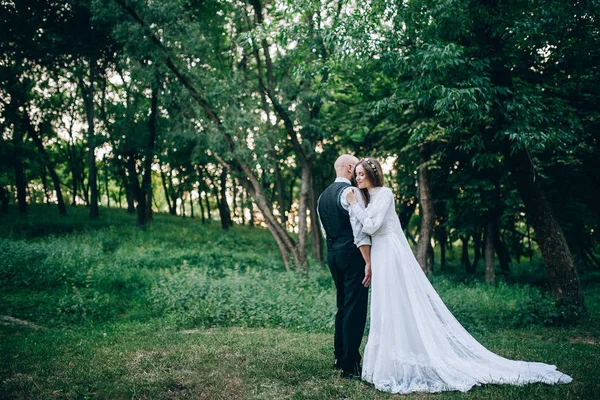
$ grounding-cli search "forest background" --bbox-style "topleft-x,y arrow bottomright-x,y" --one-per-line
1,0 -> 599,399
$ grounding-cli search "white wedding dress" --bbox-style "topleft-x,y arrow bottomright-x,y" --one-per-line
349,186 -> 572,394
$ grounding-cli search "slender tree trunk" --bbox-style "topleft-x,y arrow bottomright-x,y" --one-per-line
13,128 -> 27,214
189,194 -> 194,218
160,168 -> 174,214
309,172 -> 323,263
124,176 -> 135,214
435,202 -> 447,270
218,169 -> 232,230
104,160 -> 110,208
0,186 -> 8,213
461,235 -> 473,273
198,191 -> 206,224
79,70 -> 99,219
506,149 -> 585,310
296,166 -> 310,266
484,221 -> 496,283
40,166 -> 51,205
140,77 -> 158,225
417,144 -> 434,274
274,160 -> 286,226
181,192 -> 186,218
492,222 -> 511,278
204,189 -> 211,220
25,116 -> 67,215
232,181 -> 238,219
241,189 -> 246,225
472,229 -> 482,272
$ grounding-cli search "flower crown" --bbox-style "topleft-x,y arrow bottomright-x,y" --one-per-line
361,158 -> 379,178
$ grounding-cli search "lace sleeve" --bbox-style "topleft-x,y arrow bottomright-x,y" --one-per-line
349,187 -> 394,235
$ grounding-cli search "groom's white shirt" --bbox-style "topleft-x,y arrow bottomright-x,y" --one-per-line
317,177 -> 371,248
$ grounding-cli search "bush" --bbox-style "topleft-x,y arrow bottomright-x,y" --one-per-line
150,266 -> 336,332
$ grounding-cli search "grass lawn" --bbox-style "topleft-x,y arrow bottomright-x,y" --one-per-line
1,205 -> 599,399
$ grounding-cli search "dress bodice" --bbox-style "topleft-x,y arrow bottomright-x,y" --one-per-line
351,186 -> 402,238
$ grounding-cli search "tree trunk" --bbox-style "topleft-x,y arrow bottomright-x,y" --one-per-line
296,166 -> 310,266
124,176 -> 136,214
198,191 -> 206,224
472,229 -> 482,272
274,159 -> 286,226
218,169 -> 232,230
461,235 -> 473,273
0,186 -> 8,213
189,194 -> 194,218
492,220 -> 511,279
309,172 -> 323,263
40,165 -> 50,205
13,128 -> 27,214
26,116 -> 67,216
435,201 -> 447,270
417,144 -> 434,274
505,148 -> 585,311
484,221 -> 496,283
140,77 -> 158,225
160,168 -> 174,215
79,71 -> 99,219
104,160 -> 110,208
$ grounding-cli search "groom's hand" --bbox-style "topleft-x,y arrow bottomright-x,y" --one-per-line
362,263 -> 372,287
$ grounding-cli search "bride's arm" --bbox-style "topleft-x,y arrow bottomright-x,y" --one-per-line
346,187 -> 394,235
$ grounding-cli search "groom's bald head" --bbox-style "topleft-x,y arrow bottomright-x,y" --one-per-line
334,154 -> 359,179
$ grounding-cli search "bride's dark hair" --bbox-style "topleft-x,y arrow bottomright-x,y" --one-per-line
355,157 -> 384,205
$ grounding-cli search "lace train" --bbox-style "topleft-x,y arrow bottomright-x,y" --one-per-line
350,186 -> 572,394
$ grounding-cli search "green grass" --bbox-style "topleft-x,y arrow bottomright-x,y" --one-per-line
1,204 -> 599,399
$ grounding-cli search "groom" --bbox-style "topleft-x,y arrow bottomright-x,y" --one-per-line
317,154 -> 371,378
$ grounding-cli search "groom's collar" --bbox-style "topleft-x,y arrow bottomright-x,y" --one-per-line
334,177 -> 351,185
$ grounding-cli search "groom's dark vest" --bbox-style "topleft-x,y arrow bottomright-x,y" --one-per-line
318,182 -> 356,252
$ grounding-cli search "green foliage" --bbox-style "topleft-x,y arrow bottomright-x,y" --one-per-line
1,205 -> 589,333
150,267 -> 334,331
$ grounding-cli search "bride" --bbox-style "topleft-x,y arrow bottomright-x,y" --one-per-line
345,157 -> 572,394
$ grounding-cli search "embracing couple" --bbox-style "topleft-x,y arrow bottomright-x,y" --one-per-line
317,154 -> 572,394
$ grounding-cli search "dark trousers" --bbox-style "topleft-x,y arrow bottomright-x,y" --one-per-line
327,247 -> 369,372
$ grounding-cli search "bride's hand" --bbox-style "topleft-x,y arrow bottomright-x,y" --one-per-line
346,189 -> 357,205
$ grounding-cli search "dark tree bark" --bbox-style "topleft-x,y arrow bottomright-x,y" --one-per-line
204,188 -> 212,220
25,116 -> 67,216
124,176 -> 136,214
492,220 -> 511,279
218,169 -> 233,230
189,194 -> 194,218
309,173 -> 323,263
79,69 -> 99,219
198,191 -> 206,224
140,77 -> 158,225
435,201 -> 448,270
484,221 -> 496,283
505,149 -> 585,310
0,186 -> 8,213
40,166 -> 51,205
472,229 -> 482,272
461,235 -> 473,273
104,160 -> 110,208
417,143 -> 434,274
160,169 -> 175,215
13,128 -> 27,215
274,158 -> 286,226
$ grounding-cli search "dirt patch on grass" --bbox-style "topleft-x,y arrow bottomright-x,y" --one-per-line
569,337 -> 598,345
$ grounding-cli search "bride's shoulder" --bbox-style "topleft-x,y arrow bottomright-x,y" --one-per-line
380,186 -> 394,196
370,186 -> 394,199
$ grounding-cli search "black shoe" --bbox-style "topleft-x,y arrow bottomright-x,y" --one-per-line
334,359 -> 342,370
341,363 -> 361,379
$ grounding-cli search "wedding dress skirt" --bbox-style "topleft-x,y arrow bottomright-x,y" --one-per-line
350,187 -> 572,394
